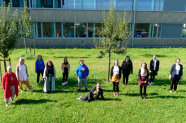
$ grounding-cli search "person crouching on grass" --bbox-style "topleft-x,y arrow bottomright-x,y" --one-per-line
43,61 -> 56,93
2,66 -> 19,107
16,58 -> 33,92
76,60 -> 89,91
111,60 -> 121,97
76,82 -> 104,102
138,62 -> 149,99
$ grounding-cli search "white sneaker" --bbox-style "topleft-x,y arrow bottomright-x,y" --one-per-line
174,91 -> 176,93
6,104 -> 8,107
21,90 -> 23,93
170,90 -> 173,93
62,83 -> 65,86
65,81 -> 68,85
30,89 -> 33,92
151,82 -> 154,85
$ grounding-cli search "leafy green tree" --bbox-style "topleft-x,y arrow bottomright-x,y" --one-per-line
0,3 -> 20,59
21,1 -> 33,54
95,3 -> 130,82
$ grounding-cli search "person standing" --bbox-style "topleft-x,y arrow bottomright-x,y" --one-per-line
61,57 -> 70,86
138,62 -> 149,99
43,61 -> 56,93
76,82 -> 104,102
35,55 -> 45,85
149,55 -> 160,85
2,66 -> 19,107
111,60 -> 121,97
16,58 -> 33,92
121,56 -> 133,86
76,60 -> 89,91
169,58 -> 183,93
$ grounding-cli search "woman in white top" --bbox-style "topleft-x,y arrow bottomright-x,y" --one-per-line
43,61 -> 56,93
169,58 -> 183,93
16,58 -> 33,92
111,60 -> 121,97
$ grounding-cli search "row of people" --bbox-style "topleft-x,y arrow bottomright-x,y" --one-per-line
1,56 -> 183,106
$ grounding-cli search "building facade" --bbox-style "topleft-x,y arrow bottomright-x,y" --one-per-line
1,0 -> 186,47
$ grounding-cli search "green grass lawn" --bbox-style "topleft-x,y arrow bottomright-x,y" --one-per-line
0,48 -> 186,123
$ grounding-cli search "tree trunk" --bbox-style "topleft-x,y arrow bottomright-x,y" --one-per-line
33,39 -> 36,56
24,37 -> 27,54
107,50 -> 111,82
3,57 -> 7,73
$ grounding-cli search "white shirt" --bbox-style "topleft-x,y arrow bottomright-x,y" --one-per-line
113,66 -> 119,74
17,64 -> 28,81
175,65 -> 180,75
141,68 -> 147,76
153,60 -> 157,70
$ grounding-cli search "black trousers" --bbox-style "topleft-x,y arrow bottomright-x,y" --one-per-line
63,72 -> 69,82
140,85 -> 147,97
150,70 -> 157,82
170,75 -> 179,91
113,82 -> 119,92
37,70 -> 44,83
123,73 -> 130,85
82,93 -> 94,101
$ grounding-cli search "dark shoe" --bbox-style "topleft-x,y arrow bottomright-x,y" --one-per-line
140,96 -> 143,99
85,89 -> 88,91
78,89 -> 81,91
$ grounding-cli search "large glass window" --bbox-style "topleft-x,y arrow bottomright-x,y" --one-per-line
3,0 -> 10,6
56,22 -> 62,37
53,0 -> 61,8
37,22 -> 42,37
88,23 -> 93,37
135,23 -> 150,38
83,0 -> 95,9
137,0 -> 164,11
95,23 -> 102,37
36,0 -> 53,8
182,24 -> 186,38
43,22 -> 55,37
63,23 -> 74,37
151,24 -> 161,38
117,0 -> 133,10
103,0 -> 110,10
12,0 -> 24,7
75,23 -> 86,37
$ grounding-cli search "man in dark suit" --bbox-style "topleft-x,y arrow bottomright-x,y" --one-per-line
150,55 -> 160,85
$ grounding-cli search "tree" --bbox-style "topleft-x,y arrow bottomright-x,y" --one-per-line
0,3 -> 20,71
21,1 -> 33,54
95,3 -> 130,82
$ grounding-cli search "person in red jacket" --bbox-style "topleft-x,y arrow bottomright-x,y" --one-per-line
2,66 -> 19,107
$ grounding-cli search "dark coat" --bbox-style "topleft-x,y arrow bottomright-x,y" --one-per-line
87,87 -> 104,100
121,60 -> 133,74
111,66 -> 122,79
170,64 -> 183,80
150,59 -> 159,72
138,69 -> 149,81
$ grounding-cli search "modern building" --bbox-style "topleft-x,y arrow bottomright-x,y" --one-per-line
1,0 -> 186,47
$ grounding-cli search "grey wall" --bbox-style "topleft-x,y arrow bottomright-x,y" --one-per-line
161,24 -> 183,38
164,0 -> 186,11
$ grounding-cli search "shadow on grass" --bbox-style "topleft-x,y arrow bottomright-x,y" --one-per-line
121,92 -> 159,97
15,99 -> 57,105
103,98 -> 121,101
141,54 -> 167,58
148,95 -> 186,99
54,56 -> 89,59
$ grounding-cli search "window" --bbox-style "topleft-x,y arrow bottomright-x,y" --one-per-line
95,23 -> 102,37
63,23 -> 74,37
53,0 -> 61,8
56,22 -> 62,37
135,24 -> 150,38
37,22 -> 42,37
151,24 -> 161,38
36,0 -> 53,8
43,22 -> 55,37
137,0 -> 164,11
88,23 -> 93,37
3,0 -> 10,7
103,0 -> 110,10
182,24 -> 186,38
75,23 -> 86,37
12,0 -> 24,7
83,0 -> 95,9
117,0 -> 133,10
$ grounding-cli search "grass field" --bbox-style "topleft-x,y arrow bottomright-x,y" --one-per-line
0,48 -> 186,123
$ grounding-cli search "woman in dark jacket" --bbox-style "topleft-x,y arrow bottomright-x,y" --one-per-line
111,60 -> 122,96
138,62 -> 149,99
76,82 -> 104,102
121,56 -> 133,86
169,58 -> 183,93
